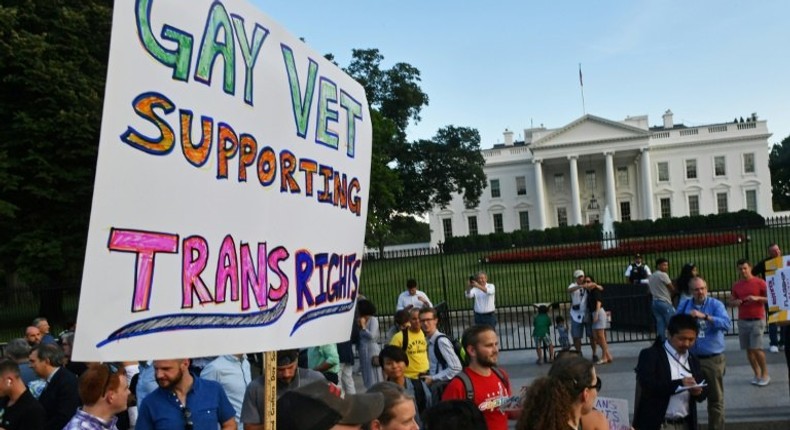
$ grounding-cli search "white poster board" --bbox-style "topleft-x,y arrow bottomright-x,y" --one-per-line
73,0 -> 371,361
594,397 -> 631,430
765,255 -> 790,311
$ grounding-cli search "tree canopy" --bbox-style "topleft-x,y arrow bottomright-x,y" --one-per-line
0,0 -> 111,318
770,134 -> 790,211
343,49 -> 486,251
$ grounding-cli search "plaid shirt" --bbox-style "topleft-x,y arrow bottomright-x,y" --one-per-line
62,409 -> 119,430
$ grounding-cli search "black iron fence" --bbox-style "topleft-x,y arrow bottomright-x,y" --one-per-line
362,216 -> 790,351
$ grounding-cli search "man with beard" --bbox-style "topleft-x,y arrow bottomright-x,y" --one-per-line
240,349 -> 325,430
25,326 -> 42,347
136,358 -> 235,430
441,325 -> 520,430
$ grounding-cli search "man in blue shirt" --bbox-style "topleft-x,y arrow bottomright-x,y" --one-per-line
137,358 -> 235,430
201,354 -> 251,429
676,276 -> 731,430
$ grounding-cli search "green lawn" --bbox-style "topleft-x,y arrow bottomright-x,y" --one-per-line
359,227 -> 790,312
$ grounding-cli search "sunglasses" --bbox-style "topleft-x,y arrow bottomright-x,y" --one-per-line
182,405 -> 193,430
587,376 -> 602,391
101,363 -> 119,395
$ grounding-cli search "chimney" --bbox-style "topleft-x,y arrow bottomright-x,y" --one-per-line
503,128 -> 514,146
662,109 -> 673,129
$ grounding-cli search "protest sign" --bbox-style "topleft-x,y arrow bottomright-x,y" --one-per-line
765,255 -> 787,311
768,265 -> 790,326
594,397 -> 630,430
73,0 -> 371,361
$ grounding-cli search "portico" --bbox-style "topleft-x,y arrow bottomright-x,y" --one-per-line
529,115 -> 652,229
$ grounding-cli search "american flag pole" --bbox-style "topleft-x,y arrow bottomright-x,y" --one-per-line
579,63 -> 586,115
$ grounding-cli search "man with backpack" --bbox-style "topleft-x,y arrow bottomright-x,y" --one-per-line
389,308 -> 429,378
441,325 -> 520,430
419,307 -> 463,394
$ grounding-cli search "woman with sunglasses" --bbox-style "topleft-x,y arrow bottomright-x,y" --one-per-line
516,356 -> 600,430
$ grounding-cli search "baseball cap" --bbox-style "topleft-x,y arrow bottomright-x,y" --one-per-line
573,269 -> 585,278
277,380 -> 385,430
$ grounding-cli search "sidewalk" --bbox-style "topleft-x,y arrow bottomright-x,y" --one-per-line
499,336 -> 790,429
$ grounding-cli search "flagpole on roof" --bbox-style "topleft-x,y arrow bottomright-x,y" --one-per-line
579,63 -> 586,115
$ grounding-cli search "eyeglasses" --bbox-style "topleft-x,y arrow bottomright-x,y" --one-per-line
181,405 -> 193,430
587,376 -> 602,391
101,363 -> 119,395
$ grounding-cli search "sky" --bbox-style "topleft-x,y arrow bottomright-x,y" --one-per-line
253,0 -> 789,150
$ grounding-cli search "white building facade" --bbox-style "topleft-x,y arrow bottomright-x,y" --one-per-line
428,111 -> 773,246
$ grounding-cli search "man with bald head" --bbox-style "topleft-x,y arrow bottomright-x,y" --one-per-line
25,326 -> 42,347
136,358 -> 236,430
32,317 -> 57,345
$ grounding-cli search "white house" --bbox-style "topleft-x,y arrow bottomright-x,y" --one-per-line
428,110 -> 773,246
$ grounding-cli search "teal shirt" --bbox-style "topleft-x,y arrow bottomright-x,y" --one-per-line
533,313 -> 552,338
307,344 -> 340,374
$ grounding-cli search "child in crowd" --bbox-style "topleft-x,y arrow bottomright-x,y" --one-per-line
532,305 -> 554,364
555,315 -> 571,352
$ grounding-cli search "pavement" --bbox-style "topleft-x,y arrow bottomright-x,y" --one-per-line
496,335 -> 790,429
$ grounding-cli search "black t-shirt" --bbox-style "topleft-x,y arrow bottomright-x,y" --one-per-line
0,389 -> 46,430
587,288 -> 602,314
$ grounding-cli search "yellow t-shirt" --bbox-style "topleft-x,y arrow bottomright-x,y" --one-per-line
389,329 -> 429,378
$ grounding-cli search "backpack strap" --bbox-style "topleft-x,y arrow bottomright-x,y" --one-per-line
491,366 -> 509,390
449,369 -> 475,401
401,328 -> 409,351
434,334 -> 449,369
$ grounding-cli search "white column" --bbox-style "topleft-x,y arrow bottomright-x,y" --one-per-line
640,148 -> 655,220
533,158 -> 546,229
604,151 -> 617,219
568,155 -> 582,225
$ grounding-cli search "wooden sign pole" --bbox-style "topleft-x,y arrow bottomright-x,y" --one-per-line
263,351 -> 277,430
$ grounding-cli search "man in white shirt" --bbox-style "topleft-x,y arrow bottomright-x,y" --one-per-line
568,270 -> 596,359
634,313 -> 707,430
396,278 -> 433,311
466,271 -> 497,328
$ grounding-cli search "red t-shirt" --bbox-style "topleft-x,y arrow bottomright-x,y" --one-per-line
441,367 -> 512,430
731,276 -> 767,319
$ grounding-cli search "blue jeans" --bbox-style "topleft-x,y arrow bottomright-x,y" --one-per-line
474,312 -> 497,329
651,300 -> 675,342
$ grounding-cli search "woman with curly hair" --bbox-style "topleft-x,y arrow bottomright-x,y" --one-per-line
516,356 -> 600,430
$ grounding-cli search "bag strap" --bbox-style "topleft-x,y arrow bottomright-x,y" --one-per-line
434,334 -> 449,369
410,378 -> 427,412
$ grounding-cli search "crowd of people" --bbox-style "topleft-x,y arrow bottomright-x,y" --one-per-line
1,247 -> 789,430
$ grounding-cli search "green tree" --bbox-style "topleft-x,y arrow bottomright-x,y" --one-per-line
770,135 -> 790,211
0,0 -> 111,320
344,49 -> 486,253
